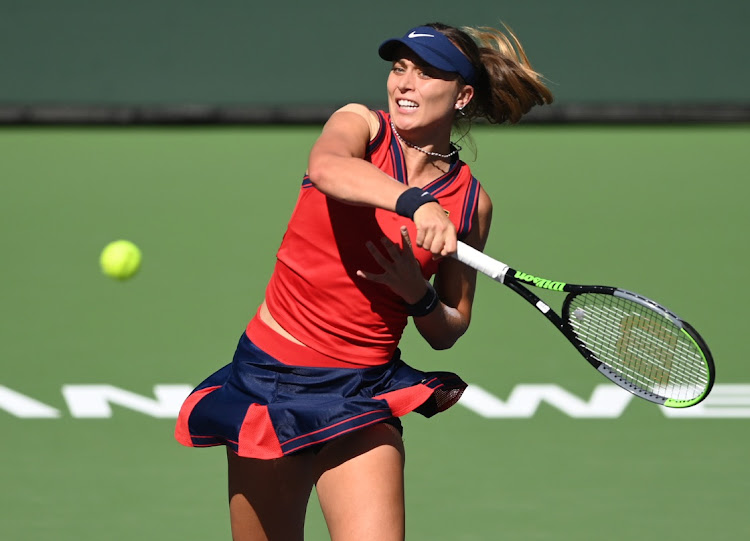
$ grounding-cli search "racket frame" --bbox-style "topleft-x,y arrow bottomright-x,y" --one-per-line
453,242 -> 715,408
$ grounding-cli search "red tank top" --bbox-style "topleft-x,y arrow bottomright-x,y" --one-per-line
254,111 -> 481,367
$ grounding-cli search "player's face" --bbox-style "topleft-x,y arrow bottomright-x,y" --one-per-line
387,48 -> 469,134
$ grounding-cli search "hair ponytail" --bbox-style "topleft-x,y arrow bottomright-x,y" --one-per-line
427,22 -> 553,125
466,24 -> 553,124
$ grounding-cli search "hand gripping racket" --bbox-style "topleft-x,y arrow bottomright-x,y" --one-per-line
453,242 -> 715,408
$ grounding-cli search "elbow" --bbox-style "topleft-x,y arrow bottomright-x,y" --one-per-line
416,304 -> 471,351
423,325 -> 467,351
428,338 -> 458,351
307,155 -> 336,191
306,161 -> 325,189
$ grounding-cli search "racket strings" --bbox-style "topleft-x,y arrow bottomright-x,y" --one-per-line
567,293 -> 708,401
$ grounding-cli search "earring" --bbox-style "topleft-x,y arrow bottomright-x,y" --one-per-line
456,105 -> 466,116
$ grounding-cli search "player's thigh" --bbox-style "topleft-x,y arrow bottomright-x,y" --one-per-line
226,448 -> 317,541
314,423 -> 406,541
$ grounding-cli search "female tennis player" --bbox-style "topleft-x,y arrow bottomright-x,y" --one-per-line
176,22 -> 552,540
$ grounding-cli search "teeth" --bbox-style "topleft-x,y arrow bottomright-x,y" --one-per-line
398,100 -> 418,109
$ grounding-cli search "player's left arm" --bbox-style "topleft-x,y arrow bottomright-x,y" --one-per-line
413,185 -> 493,350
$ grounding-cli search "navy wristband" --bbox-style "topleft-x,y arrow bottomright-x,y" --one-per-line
395,187 -> 438,219
406,282 -> 440,317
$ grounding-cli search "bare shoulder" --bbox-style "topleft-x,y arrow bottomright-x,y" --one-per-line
477,184 -> 493,226
462,183 -> 493,251
333,103 -> 381,141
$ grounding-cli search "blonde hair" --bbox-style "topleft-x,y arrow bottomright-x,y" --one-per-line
427,22 -> 553,125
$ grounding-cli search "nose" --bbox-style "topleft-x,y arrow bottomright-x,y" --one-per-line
397,67 -> 417,92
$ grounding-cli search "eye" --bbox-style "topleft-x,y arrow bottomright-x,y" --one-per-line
391,61 -> 407,71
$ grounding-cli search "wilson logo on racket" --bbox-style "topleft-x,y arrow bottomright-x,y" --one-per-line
514,271 -> 566,292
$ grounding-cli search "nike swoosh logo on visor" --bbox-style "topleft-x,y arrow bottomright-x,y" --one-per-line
408,31 -> 434,38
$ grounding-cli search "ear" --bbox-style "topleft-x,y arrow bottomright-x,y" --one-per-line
454,85 -> 475,110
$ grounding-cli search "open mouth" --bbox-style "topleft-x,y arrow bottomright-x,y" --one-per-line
397,99 -> 419,110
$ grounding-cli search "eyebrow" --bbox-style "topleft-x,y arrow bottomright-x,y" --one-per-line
392,57 -> 459,82
393,57 -> 430,70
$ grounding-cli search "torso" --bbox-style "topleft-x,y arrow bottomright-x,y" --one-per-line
253,110 -> 482,367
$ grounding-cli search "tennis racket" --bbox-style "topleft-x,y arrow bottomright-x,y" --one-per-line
453,241 -> 715,408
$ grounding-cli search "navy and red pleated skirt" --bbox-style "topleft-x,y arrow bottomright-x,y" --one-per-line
175,317 -> 466,459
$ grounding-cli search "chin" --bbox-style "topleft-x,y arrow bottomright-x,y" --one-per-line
390,109 -> 421,129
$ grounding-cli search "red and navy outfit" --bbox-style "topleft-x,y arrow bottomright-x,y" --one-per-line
175,111 -> 482,458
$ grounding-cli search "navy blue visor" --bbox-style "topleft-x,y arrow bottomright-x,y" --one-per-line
378,26 -> 476,86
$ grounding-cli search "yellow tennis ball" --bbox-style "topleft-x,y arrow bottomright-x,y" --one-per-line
100,240 -> 142,280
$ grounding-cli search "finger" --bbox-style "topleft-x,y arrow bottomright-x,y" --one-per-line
399,226 -> 415,256
365,241 -> 392,270
441,237 -> 457,257
380,235 -> 402,261
420,229 -> 437,256
438,229 -> 457,257
356,269 -> 386,283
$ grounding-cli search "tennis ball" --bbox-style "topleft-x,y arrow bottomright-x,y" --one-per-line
100,240 -> 142,280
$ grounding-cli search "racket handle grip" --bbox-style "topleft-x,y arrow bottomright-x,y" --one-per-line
453,242 -> 509,283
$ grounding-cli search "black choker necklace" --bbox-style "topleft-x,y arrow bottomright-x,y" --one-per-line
390,119 -> 461,159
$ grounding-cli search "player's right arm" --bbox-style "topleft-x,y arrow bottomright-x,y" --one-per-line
306,104 -> 456,256
307,104 -> 407,210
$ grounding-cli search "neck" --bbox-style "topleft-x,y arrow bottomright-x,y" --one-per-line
390,119 -> 460,160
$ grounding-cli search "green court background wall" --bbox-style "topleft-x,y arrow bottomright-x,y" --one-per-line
1,0 -> 747,109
